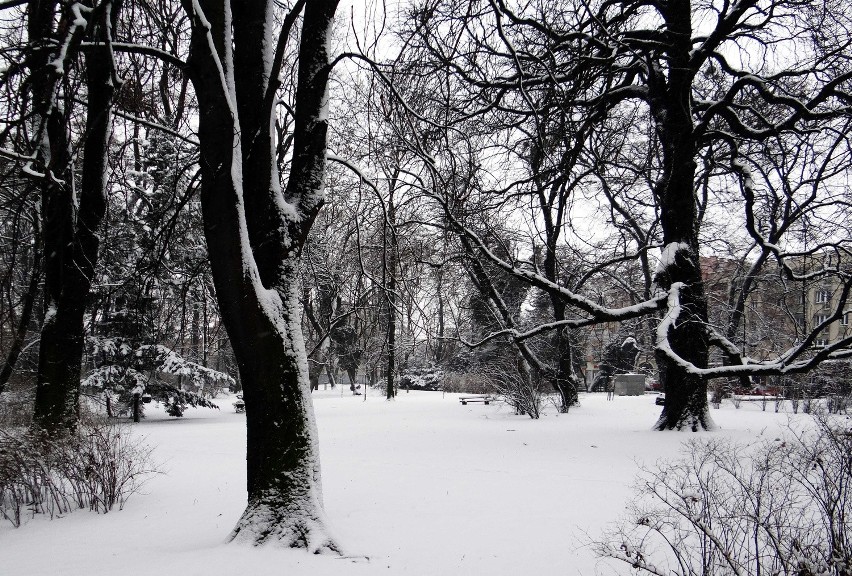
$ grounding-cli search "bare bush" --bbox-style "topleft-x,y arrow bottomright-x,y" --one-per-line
441,372 -> 492,394
827,394 -> 851,415
595,414 -> 852,575
482,361 -> 546,419
0,420 -> 158,527
0,384 -> 34,427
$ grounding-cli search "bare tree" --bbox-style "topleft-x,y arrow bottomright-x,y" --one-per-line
379,0 -> 852,430
12,0 -> 123,433
179,0 -> 341,550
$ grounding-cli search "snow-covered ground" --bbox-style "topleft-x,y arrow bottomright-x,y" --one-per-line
3,390 -> 803,575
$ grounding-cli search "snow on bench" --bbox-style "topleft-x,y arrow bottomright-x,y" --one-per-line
730,395 -> 783,402
459,395 -> 494,405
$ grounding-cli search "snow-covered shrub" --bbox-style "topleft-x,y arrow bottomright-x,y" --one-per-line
0,420 -> 158,527
595,414 -> 852,575
399,364 -> 444,391
83,337 -> 227,417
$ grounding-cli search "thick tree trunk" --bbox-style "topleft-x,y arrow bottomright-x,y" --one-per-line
326,364 -> 337,389
190,300 -> 200,362
32,2 -> 116,433
183,0 -> 340,550
653,263 -> 711,430
651,0 -> 712,431
28,0 -> 71,431
228,264 -> 333,549
308,349 -> 326,392
386,278 -> 397,399
304,288 -> 334,392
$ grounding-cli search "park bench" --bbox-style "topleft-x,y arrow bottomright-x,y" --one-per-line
459,395 -> 494,405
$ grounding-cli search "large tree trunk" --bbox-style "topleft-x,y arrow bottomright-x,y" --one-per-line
28,0 -> 72,431
227,262 -> 333,548
31,2 -> 116,433
183,0 -> 340,550
653,249 -> 711,431
651,0 -> 712,431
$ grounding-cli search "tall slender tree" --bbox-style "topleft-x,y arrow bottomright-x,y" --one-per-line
26,0 -> 122,433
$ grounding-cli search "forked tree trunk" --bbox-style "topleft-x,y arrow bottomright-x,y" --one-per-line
182,0 -> 341,550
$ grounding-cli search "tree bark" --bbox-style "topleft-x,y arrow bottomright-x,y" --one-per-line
651,0 -> 712,431
182,0 -> 341,550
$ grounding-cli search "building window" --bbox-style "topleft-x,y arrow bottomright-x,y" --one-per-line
815,289 -> 830,304
843,312 -> 849,326
814,338 -> 828,348
815,314 -> 830,325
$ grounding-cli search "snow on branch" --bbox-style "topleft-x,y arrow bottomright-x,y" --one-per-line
188,0 -> 239,120
87,337 -> 235,390
436,187 -> 669,320
50,3 -> 92,75
136,344 -> 235,386
0,148 -> 36,163
81,41 -> 187,69
654,242 -> 691,278
83,365 -> 147,390
656,283 -> 852,378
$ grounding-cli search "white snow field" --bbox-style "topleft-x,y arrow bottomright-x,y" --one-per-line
3,391 -> 801,575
